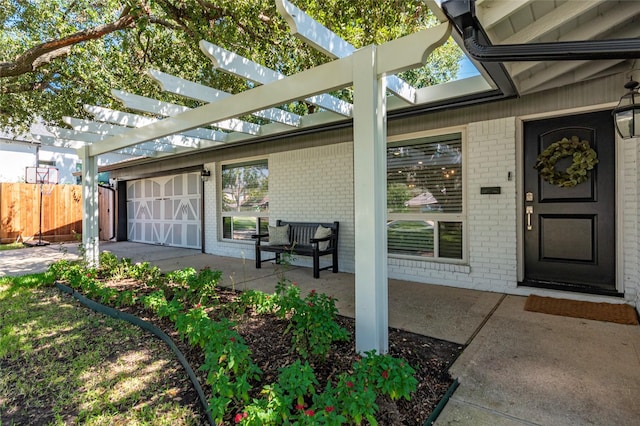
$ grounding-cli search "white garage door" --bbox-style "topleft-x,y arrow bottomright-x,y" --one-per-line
126,173 -> 201,249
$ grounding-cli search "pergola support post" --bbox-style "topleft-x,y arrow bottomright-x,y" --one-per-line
352,45 -> 389,354
80,148 -> 100,267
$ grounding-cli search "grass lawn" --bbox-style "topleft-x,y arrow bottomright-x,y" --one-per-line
0,243 -> 26,251
0,273 -> 203,425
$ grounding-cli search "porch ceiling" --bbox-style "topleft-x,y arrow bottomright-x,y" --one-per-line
464,0 -> 640,95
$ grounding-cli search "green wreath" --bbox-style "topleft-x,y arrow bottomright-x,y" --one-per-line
534,136 -> 599,188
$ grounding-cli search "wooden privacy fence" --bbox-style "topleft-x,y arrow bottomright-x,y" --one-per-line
0,183 -> 83,244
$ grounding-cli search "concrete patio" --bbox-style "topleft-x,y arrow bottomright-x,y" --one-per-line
1,241 -> 639,425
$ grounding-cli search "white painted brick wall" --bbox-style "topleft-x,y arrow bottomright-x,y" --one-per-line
203,144 -> 356,272
606,137 -> 640,308
466,118 -> 518,291
205,122 -> 520,291
636,138 -> 640,310
270,143 -> 355,271
389,118 -> 518,291
625,138 -> 640,305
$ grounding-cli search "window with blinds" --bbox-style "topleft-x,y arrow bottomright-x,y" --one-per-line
387,133 -> 465,260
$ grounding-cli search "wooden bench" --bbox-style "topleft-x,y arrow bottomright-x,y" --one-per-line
252,220 -> 339,278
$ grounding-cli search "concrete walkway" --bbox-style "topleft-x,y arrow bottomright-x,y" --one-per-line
1,241 -> 639,425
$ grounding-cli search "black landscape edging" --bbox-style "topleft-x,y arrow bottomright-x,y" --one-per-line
423,378 -> 459,425
55,282 -> 214,426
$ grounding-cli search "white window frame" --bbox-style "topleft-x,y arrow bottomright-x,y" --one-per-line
219,157 -> 269,243
387,127 -> 468,263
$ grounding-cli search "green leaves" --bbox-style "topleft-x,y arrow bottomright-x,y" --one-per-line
1,0 -> 461,132
534,136 -> 599,188
353,350 -> 418,401
273,280 -> 350,360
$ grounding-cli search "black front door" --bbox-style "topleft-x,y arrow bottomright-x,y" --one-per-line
523,110 -> 616,294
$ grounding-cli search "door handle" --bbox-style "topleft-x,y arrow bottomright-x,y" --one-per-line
526,206 -> 533,231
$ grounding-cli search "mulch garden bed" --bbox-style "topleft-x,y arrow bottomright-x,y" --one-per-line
105,279 -> 463,425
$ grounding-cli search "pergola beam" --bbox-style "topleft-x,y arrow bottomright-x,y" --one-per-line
88,53 -> 357,156
47,127 -> 104,143
84,105 -> 228,143
112,89 -> 262,135
276,0 -> 417,103
412,75 -> 493,105
199,41 -> 354,117
63,117 -> 130,135
148,69 -> 302,127
376,26 -> 451,75
87,23 -> 449,157
53,123 -> 205,152
63,116 -> 223,150
34,131 -> 162,157
86,105 -> 156,127
62,117 -> 181,154
32,134 -> 86,150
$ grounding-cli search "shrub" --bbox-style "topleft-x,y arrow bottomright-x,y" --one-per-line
274,280 -> 349,360
237,289 -> 277,315
167,267 -> 222,305
175,309 -> 261,424
353,350 -> 418,402
165,267 -> 198,285
97,251 -> 126,279
157,298 -> 184,322
140,289 -> 168,312
333,371 -> 378,425
96,252 -> 162,285
276,360 -> 318,411
115,289 -> 138,307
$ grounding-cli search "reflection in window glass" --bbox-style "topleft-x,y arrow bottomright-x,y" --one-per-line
387,220 -> 434,257
222,161 -> 269,213
223,217 -> 269,241
221,160 -> 269,241
439,222 -> 463,260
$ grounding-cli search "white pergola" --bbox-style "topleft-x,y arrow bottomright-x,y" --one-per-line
33,0 -> 495,353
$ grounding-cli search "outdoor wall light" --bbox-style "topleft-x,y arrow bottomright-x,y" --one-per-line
613,78 -> 640,139
201,169 -> 211,181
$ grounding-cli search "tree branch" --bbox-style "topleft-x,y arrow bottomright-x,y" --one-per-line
1,78 -> 53,94
0,8 -> 138,78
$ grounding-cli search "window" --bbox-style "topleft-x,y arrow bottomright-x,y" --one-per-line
221,160 -> 269,241
387,133 -> 465,260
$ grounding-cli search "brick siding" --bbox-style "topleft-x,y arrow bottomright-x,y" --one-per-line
201,119 -> 639,308
388,118 -> 518,292
202,144 -> 355,271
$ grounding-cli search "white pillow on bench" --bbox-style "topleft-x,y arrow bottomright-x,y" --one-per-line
314,225 -> 332,251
